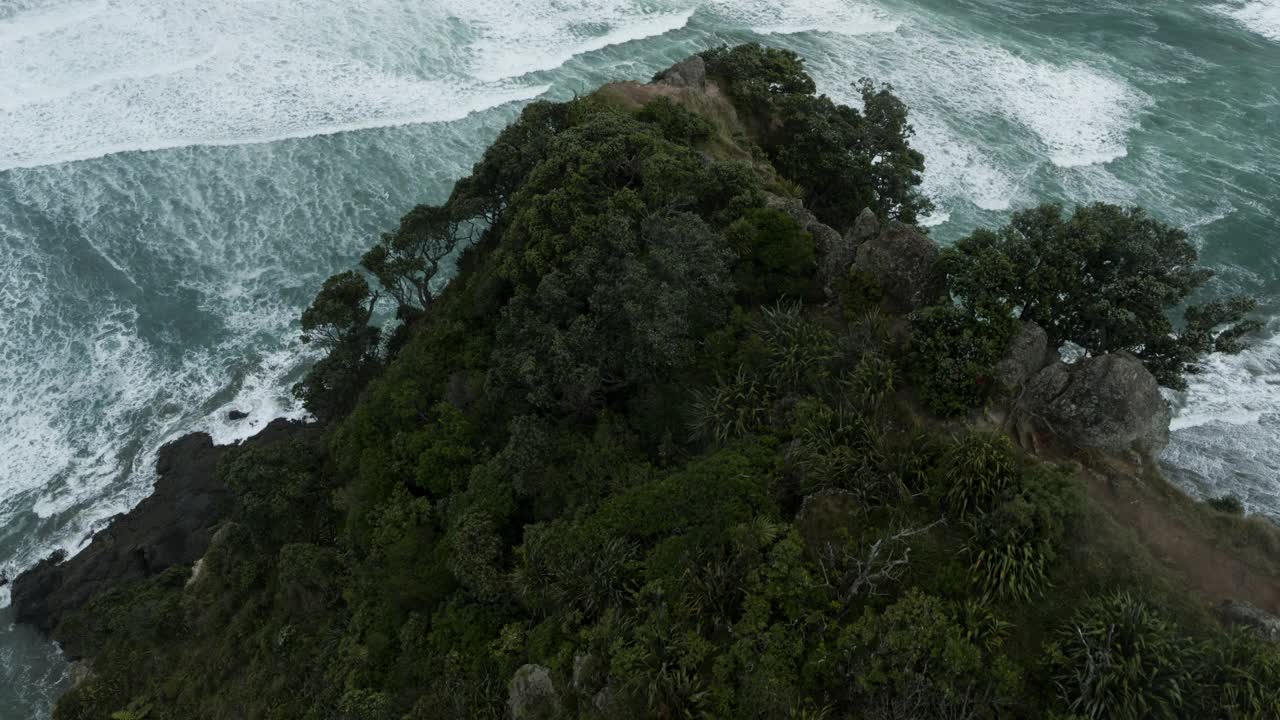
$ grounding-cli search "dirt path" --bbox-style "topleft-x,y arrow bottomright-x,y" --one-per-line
1084,468 -> 1280,614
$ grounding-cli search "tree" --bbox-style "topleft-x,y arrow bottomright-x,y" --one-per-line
299,271 -> 377,350
293,271 -> 381,421
362,203 -> 475,318
702,43 -> 931,227
771,80 -> 931,227
941,203 -> 1261,389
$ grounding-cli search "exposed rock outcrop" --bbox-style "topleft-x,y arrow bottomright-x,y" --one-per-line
508,664 -> 561,720
1013,352 -> 1171,460
854,223 -> 945,313
994,322 -> 1051,394
765,194 -> 852,296
11,418 -> 315,655
847,207 -> 880,247
654,55 -> 706,89
1216,599 -> 1280,642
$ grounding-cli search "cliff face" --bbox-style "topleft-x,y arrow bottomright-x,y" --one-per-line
12,418 -> 313,657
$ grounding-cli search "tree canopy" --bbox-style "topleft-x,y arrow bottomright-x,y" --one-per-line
940,203 -> 1261,389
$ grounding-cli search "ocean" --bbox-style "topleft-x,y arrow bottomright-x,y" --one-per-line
1,0 -> 1277,715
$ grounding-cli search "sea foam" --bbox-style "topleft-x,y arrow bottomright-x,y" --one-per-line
1214,0 -> 1280,42
0,0 -> 551,170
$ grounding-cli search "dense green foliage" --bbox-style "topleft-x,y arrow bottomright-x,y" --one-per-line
55,45 -> 1278,720
701,43 -> 933,228
940,203 -> 1262,389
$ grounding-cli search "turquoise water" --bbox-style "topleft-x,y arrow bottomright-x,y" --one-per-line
1,0 -> 1277,715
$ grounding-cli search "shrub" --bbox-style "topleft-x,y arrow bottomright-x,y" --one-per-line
840,590 -> 1020,719
936,433 -> 1019,519
688,368 -> 771,446
842,352 -> 897,414
1193,629 -> 1280,719
788,399 -> 897,503
1048,592 -> 1194,720
726,208 -> 818,304
909,305 -> 1017,416
1207,494 -> 1245,515
756,300 -> 835,392
936,435 -> 1080,602
636,96 -> 713,145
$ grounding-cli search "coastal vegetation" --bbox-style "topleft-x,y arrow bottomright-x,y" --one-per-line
41,45 -> 1278,720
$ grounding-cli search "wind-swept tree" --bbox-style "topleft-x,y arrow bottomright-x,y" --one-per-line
293,271 -> 381,421
362,203 -> 475,318
940,203 -> 1261,389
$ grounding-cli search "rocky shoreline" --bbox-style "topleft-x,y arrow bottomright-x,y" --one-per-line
11,418 -> 316,659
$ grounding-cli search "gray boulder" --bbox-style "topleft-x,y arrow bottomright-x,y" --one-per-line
765,194 -> 852,295
854,223 -> 945,313
509,664 -> 561,720
1216,600 -> 1280,642
1013,352 -> 1171,459
847,207 -> 880,247
994,322 -> 1050,394
654,55 -> 706,89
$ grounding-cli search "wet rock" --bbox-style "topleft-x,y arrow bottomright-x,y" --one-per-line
854,223 -> 944,313
1013,352 -> 1170,459
227,409 -> 249,421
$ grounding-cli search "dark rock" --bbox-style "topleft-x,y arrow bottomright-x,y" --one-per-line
1013,352 -> 1170,459
508,664 -> 561,720
654,55 -> 706,89
1216,600 -> 1280,642
227,409 -> 249,421
847,207 -> 880,247
765,193 -> 852,295
11,418 -> 317,657
854,223 -> 944,313
994,322 -> 1051,394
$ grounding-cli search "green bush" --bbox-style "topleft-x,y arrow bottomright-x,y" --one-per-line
636,96 -> 713,145
1207,494 -> 1245,515
755,300 -> 835,392
1193,629 -> 1280,719
726,207 -> 818,304
936,433 -> 1020,519
909,305 -> 1017,416
839,591 -> 1021,718
1048,592 -> 1195,720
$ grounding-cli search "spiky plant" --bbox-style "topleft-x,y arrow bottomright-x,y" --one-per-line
757,300 -> 835,392
843,351 -> 898,414
939,432 -> 1019,519
1049,592 -> 1194,720
688,366 -> 771,445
